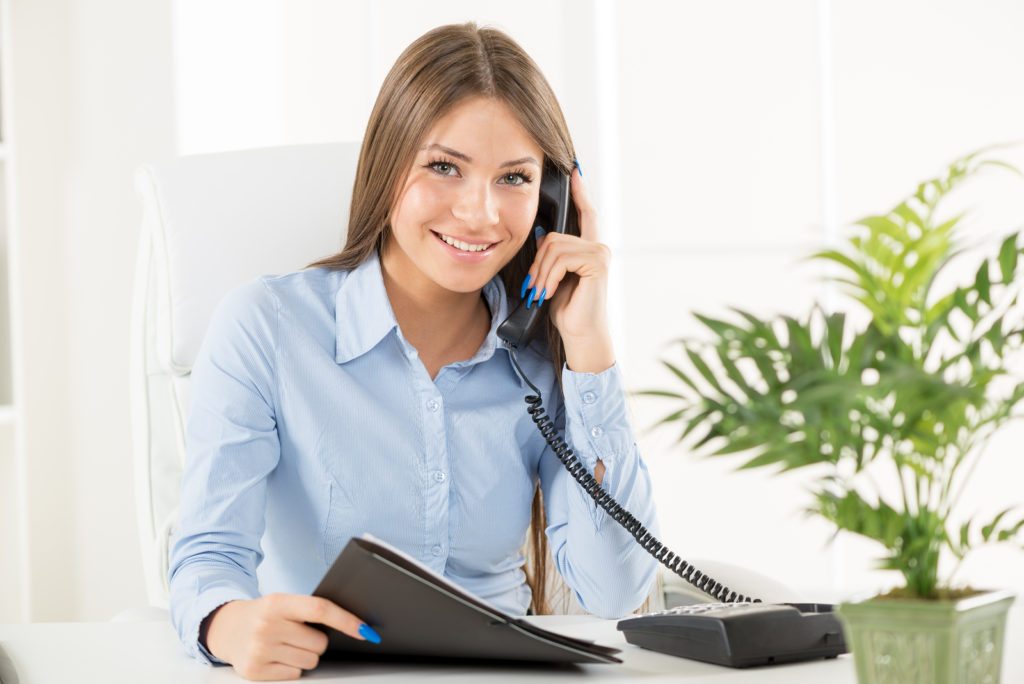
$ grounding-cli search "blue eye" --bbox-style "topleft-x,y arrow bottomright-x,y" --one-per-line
427,159 -> 459,177
501,170 -> 533,186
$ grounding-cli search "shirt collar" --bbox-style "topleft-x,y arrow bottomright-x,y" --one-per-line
334,248 -> 522,384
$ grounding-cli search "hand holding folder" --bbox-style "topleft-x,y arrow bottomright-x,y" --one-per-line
311,534 -> 622,664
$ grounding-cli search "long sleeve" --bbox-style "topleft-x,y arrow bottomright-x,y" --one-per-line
538,360 -> 661,618
167,279 -> 281,666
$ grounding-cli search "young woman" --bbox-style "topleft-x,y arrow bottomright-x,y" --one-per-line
168,21 -> 660,681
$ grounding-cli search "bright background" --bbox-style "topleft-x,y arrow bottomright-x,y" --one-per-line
2,0 -> 1023,622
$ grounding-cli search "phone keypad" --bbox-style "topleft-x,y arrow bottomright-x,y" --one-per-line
645,602 -> 757,617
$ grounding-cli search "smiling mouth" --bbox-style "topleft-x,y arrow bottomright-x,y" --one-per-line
431,230 -> 498,252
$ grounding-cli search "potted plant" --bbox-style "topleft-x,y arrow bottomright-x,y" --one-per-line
635,148 -> 1024,684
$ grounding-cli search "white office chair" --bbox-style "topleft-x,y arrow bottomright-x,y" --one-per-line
128,142 -> 359,616
123,142 -> 797,622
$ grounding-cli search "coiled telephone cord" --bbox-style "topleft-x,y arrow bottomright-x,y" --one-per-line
508,347 -> 760,604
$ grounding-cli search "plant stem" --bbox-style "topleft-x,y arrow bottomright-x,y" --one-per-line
894,454 -> 913,517
944,433 -> 993,523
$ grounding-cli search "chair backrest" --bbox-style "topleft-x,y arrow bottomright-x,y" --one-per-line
129,142 -> 360,607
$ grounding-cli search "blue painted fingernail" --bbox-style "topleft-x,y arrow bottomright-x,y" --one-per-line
359,623 -> 381,644
527,286 -> 537,308
537,288 -> 546,306
520,273 -> 532,298
573,158 -> 583,177
534,224 -> 546,241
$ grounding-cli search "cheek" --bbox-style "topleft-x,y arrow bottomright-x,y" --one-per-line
394,179 -> 453,228
503,195 -> 538,240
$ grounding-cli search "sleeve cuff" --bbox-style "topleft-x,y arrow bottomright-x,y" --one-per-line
560,361 -> 637,530
197,637 -> 226,666
186,586 -> 258,666
561,360 -> 634,470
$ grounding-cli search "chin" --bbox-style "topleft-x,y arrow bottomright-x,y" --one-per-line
434,273 -> 494,294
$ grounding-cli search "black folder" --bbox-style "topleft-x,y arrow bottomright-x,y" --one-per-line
310,534 -> 623,664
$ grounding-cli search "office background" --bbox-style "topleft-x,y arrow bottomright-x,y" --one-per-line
2,0 -> 1023,623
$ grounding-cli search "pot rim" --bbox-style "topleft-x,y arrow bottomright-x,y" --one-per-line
838,588 -> 1016,614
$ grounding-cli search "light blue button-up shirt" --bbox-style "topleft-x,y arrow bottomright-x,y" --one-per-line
168,248 -> 660,665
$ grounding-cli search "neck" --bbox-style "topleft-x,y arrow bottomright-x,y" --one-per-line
379,240 -> 490,355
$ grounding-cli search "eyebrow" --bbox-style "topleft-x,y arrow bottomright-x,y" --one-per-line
420,143 -> 540,168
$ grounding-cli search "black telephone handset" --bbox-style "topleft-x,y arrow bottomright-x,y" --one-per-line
496,158 -> 577,350
497,160 -> 848,668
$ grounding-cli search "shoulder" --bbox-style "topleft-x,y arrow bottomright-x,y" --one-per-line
257,266 -> 347,320
259,266 -> 345,303
209,267 -> 345,335
199,279 -> 279,366
206,267 -> 343,346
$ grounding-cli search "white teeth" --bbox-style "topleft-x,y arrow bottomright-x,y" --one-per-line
439,233 -> 492,252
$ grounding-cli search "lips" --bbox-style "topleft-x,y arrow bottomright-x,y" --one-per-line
430,230 -> 497,251
430,230 -> 501,263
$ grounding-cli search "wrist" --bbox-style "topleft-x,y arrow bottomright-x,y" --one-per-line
201,600 -> 239,659
562,331 -> 615,374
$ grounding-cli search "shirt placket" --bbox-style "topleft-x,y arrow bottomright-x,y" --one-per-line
393,330 -> 451,569
422,386 -> 450,572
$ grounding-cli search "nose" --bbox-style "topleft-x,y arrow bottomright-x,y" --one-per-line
451,179 -> 499,229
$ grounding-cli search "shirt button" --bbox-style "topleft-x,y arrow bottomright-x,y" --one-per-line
427,399 -> 440,412
582,391 -> 597,404
433,470 -> 447,483
431,545 -> 444,557
590,425 -> 603,438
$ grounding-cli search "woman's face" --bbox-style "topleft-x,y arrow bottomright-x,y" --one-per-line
385,96 -> 543,294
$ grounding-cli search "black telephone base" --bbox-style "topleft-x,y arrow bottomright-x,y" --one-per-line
616,602 -> 848,668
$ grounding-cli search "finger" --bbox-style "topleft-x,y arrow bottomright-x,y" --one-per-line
279,620 -> 331,655
268,643 -> 321,671
525,233 -> 563,305
533,224 -> 548,251
529,241 -> 602,306
569,166 -> 599,243
275,594 -> 368,642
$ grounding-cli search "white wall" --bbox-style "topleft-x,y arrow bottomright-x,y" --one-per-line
7,0 -> 175,621
4,0 -> 1023,622
6,0 -> 77,623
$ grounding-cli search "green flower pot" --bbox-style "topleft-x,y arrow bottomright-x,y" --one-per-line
836,590 -> 1016,684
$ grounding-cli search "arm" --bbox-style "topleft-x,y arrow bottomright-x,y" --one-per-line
538,360 -> 661,619
167,279 -> 280,665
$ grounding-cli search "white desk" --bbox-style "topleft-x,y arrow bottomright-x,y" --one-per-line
1,611 -> 1022,683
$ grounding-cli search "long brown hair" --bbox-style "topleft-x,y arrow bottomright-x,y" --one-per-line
305,22 -> 582,615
